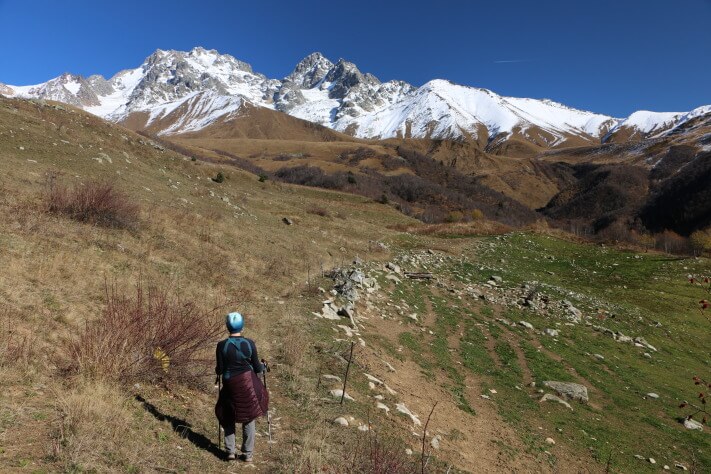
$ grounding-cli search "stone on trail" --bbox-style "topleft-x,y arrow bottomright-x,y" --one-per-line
543,381 -> 589,403
518,321 -> 534,330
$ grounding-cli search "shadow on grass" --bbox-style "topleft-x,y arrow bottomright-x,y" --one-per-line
135,395 -> 224,460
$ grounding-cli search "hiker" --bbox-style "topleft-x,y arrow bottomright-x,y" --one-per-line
215,312 -> 269,462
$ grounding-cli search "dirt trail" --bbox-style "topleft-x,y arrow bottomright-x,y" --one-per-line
357,287 -> 596,473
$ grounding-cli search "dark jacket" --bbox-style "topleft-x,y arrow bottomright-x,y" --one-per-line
215,337 -> 269,425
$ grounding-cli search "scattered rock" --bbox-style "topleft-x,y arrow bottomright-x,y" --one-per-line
333,417 -> 349,427
645,393 -> 659,400
395,403 -> 421,426
364,373 -> 383,386
544,328 -> 559,337
282,217 -> 293,225
357,424 -> 369,432
545,437 -> 556,445
490,275 -> 503,283
683,418 -> 703,431
385,262 -> 401,274
330,389 -> 354,401
543,381 -> 589,403
376,402 -> 390,414
430,434 -> 442,450
540,393 -> 572,410
321,374 -> 342,383
385,274 -> 402,284
648,458 -> 656,464
674,462 -> 688,470
518,321 -> 534,330
593,354 -> 605,361
405,448 -> 413,456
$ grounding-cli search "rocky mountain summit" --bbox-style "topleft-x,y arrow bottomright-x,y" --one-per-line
3,47 -> 710,146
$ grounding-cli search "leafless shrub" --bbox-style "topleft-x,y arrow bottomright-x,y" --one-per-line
307,206 -> 330,217
65,282 -> 223,386
336,429 -> 418,474
44,178 -> 140,230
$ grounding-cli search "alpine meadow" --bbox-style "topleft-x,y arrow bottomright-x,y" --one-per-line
1,2 -> 710,472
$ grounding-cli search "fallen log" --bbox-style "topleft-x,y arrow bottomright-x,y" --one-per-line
404,272 -> 434,280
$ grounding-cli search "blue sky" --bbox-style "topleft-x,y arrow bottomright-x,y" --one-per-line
0,0 -> 709,117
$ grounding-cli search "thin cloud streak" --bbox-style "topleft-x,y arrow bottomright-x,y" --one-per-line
493,59 -> 535,64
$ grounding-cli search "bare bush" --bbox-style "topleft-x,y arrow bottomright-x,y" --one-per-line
336,429 -> 418,473
307,206 -> 330,217
44,178 -> 140,230
65,282 -> 223,385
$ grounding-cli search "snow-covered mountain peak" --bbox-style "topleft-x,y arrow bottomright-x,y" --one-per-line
4,46 -> 709,144
285,52 -> 334,88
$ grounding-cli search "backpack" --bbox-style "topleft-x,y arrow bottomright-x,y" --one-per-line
221,337 -> 254,380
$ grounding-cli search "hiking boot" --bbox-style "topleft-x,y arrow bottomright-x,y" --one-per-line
226,453 -> 236,461
240,454 -> 254,463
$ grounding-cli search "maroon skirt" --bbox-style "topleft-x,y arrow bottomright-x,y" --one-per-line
215,370 -> 269,425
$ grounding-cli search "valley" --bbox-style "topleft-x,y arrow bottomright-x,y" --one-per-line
0,94 -> 708,472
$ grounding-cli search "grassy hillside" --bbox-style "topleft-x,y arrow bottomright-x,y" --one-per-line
1,96 -> 708,473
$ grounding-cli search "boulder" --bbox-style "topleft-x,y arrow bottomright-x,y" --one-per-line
543,381 -> 589,403
544,328 -> 559,337
518,321 -> 534,330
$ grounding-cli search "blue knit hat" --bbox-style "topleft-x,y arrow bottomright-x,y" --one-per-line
226,312 -> 244,333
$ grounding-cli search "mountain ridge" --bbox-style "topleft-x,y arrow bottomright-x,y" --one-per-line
2,46 -> 709,147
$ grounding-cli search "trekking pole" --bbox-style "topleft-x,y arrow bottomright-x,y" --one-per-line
215,376 -> 221,451
261,359 -> 273,452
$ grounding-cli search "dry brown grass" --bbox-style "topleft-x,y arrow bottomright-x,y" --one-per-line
0,96 -> 419,472
52,382 -> 136,471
